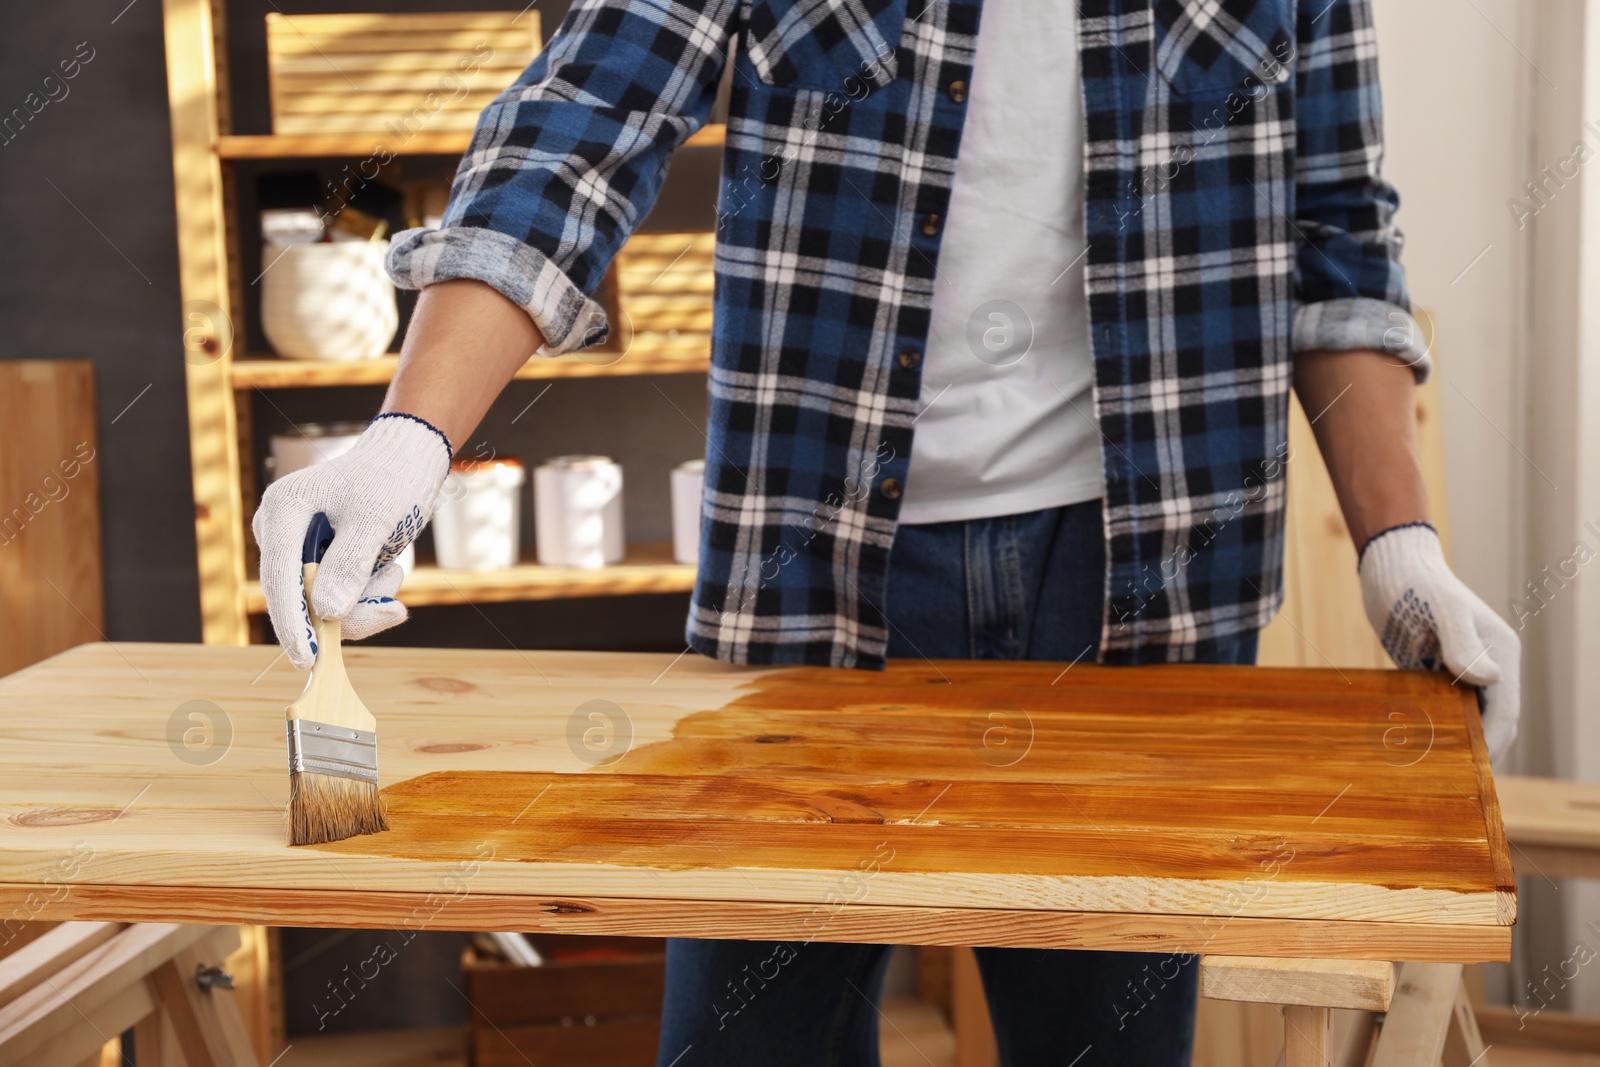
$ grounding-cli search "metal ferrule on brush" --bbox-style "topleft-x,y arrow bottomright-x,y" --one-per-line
287,720 -> 379,785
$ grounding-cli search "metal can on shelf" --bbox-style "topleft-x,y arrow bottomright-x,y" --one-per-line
266,420 -> 415,575
534,455 -> 625,568
671,459 -> 704,567
433,457 -> 525,571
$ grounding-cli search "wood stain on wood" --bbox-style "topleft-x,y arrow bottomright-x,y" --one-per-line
320,660 -> 1512,913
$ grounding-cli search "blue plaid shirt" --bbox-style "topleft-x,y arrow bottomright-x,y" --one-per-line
388,0 -> 1429,667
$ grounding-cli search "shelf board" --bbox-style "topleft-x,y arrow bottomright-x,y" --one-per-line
231,339 -> 709,389
244,541 -> 695,613
216,122 -> 724,160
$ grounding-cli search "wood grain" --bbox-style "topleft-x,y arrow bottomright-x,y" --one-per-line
264,12 -> 540,137
214,124 -> 724,161
1201,955 -> 1397,1011
1369,962 -> 1464,1065
0,362 -> 103,678
245,543 -> 694,613
1283,1004 -> 1333,1067
0,644 -> 1513,960
164,0 -> 249,646
0,884 -> 1509,961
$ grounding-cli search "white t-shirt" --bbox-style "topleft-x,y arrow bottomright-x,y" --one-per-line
897,0 -> 1103,525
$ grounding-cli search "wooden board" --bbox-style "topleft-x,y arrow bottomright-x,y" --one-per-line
614,233 -> 716,336
164,0 -> 249,646
1201,955 -> 1397,1011
242,542 -> 693,613
0,362 -> 103,678
213,125 -> 725,161
229,343 -> 708,391
265,12 -> 540,136
0,644 -> 1512,961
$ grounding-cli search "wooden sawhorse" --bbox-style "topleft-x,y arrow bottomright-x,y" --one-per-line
0,922 -> 260,1067
1204,955 -> 1491,1067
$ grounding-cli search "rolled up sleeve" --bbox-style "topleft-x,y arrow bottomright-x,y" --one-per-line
387,0 -> 738,355
1291,0 -> 1431,380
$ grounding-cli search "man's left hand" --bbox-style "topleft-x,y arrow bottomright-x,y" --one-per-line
1358,522 -> 1521,765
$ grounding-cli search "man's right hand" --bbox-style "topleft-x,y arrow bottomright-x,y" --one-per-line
252,412 -> 453,669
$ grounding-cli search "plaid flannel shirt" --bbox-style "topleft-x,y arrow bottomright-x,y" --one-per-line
388,0 -> 1429,667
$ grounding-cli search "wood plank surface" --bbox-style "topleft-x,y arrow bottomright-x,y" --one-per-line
243,543 -> 695,613
1201,954 -> 1397,1011
164,0 -> 250,645
0,644 -> 1512,960
0,361 -> 103,677
214,124 -> 724,161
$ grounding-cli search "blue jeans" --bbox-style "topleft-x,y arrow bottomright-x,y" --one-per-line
658,501 -> 1258,1066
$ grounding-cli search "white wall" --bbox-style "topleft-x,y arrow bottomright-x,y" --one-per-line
1370,0 -> 1531,663
1373,0 -> 1600,1014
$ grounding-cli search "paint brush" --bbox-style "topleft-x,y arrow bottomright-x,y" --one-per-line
286,512 -> 389,846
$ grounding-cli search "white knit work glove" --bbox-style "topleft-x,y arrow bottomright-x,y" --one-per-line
252,413 -> 452,669
1359,523 -> 1520,764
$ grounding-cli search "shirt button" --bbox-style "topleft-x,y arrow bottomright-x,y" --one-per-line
921,213 -> 942,236
948,79 -> 968,103
897,348 -> 922,369
879,478 -> 903,500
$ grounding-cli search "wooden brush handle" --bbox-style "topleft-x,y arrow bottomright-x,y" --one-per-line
286,559 -> 374,731
302,560 -> 350,680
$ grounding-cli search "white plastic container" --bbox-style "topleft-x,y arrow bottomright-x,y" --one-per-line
260,241 -> 398,361
266,421 -> 414,574
671,459 -> 704,566
433,457 -> 526,571
534,456 -> 624,568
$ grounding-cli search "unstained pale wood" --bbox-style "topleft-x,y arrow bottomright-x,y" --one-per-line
1499,774 -> 1600,878
1284,1003 -> 1333,1067
0,922 -> 121,1010
149,933 -> 261,1067
264,12 -> 539,136
244,543 -> 695,613
0,923 -> 210,1066
1202,954 -> 1398,1011
213,124 -> 723,161
1441,980 -> 1491,1067
1475,1003 -> 1600,1052
0,644 -> 1512,961
228,338 -> 708,390
1370,962 -> 1465,1066
164,0 -> 248,645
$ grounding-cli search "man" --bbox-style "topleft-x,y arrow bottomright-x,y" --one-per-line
253,0 -> 1520,1061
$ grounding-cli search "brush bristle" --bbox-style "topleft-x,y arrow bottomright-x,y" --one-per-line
288,772 -> 389,846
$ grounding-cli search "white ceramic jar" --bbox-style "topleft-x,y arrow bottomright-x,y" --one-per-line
671,459 -> 704,566
534,456 -> 625,568
260,241 -> 398,361
433,458 -> 526,571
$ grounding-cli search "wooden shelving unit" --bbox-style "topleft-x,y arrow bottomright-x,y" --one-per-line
243,543 -> 693,612
216,123 -> 724,159
229,338 -> 708,389
161,0 -> 714,645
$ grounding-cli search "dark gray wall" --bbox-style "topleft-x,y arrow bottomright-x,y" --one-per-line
0,0 -> 714,653
1,0 -> 199,642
